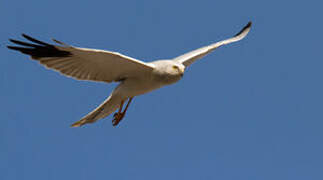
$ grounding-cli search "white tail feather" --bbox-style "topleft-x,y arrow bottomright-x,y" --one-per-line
71,95 -> 122,127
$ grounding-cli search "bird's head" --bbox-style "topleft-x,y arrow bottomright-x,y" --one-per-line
170,63 -> 185,77
150,60 -> 185,84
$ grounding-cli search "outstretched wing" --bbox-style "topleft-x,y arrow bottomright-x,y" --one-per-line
7,34 -> 155,83
173,21 -> 252,67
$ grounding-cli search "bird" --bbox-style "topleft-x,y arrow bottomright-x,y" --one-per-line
7,21 -> 252,127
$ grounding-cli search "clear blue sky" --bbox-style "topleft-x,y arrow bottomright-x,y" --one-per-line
1,0 -> 322,180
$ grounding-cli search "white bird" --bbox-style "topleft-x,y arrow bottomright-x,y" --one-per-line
7,21 -> 252,127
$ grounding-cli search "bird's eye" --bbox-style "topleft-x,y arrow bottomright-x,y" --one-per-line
172,65 -> 178,69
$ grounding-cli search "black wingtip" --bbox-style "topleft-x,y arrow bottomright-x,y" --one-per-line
52,38 -> 66,46
7,45 -> 15,50
7,34 -> 72,58
21,33 -> 51,46
8,39 -> 17,45
21,33 -> 30,39
234,21 -> 252,37
21,33 -> 31,39
9,38 -> 41,48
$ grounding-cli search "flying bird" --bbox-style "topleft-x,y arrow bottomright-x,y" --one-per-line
7,22 -> 252,127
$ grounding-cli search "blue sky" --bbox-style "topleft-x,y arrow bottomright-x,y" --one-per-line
1,0 -> 323,179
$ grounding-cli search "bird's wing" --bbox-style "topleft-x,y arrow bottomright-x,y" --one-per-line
173,22 -> 252,67
7,34 -> 155,83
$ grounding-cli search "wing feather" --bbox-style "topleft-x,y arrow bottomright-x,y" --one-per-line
8,35 -> 155,83
174,21 -> 252,67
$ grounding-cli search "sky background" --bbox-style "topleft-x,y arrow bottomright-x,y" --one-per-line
1,0 -> 323,179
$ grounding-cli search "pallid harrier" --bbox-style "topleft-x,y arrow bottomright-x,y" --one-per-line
7,22 -> 252,127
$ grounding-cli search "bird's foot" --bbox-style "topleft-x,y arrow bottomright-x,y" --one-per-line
112,112 -> 125,126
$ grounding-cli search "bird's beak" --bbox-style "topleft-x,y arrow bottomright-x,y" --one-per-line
180,67 -> 185,76
180,71 -> 184,77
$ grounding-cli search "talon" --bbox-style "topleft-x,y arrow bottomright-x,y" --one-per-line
112,98 -> 133,127
112,112 -> 124,126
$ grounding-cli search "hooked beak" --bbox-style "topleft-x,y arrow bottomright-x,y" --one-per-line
180,71 -> 184,77
180,67 -> 185,77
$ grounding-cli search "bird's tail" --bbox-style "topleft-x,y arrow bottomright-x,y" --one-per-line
71,95 -> 122,127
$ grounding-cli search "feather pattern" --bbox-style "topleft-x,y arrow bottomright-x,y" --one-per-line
7,34 -> 155,83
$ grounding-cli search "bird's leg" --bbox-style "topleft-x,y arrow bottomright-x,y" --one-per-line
112,97 -> 133,126
115,100 -> 125,116
112,100 -> 124,125
122,97 -> 133,114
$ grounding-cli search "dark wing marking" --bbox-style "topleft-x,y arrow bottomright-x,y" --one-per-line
7,34 -> 155,83
234,21 -> 252,37
173,21 -> 252,67
22,34 -> 50,46
7,34 -> 71,59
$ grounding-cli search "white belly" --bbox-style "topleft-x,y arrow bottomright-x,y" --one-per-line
112,78 -> 165,98
112,74 -> 181,98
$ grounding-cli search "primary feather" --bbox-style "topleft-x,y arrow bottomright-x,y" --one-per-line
173,22 -> 252,67
8,34 -> 155,83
